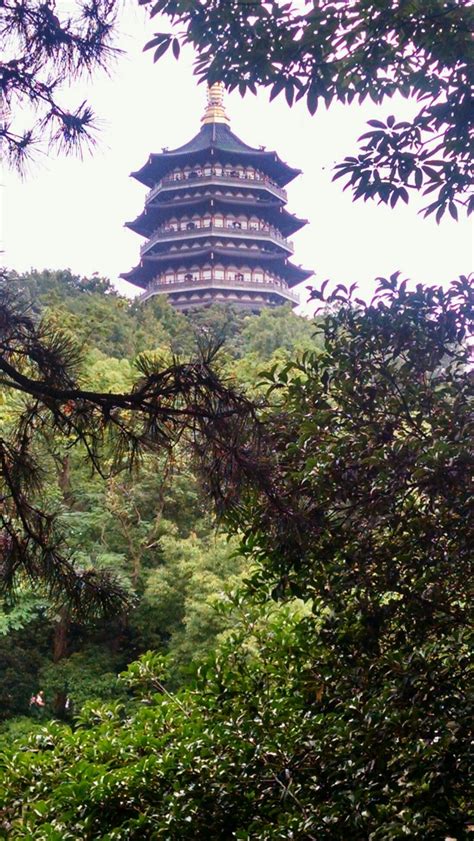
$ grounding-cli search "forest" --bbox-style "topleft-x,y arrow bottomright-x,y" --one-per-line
0,268 -> 471,839
0,270 -> 317,732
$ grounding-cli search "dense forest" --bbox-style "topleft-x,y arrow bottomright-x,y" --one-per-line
0,270 -> 317,739
0,269 -> 471,839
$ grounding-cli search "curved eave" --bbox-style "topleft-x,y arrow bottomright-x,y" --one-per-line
120,265 -> 150,289
121,251 -> 313,289
131,124 -> 300,188
142,246 -> 289,266
126,199 -> 307,238
285,266 -> 313,286
133,153 -> 299,189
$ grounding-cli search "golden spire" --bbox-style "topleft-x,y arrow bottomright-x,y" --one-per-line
201,82 -> 230,126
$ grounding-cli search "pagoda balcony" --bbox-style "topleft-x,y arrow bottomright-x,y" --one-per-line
146,172 -> 287,204
140,223 -> 294,256
139,276 -> 299,305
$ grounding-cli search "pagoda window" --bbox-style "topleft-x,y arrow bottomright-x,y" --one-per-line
214,216 -> 224,228
243,271 -> 252,282
254,272 -> 264,283
184,273 -> 193,282
232,221 -> 242,229
235,272 -> 244,282
187,221 -> 196,230
214,268 -> 224,280
230,169 -> 239,178
204,165 -> 212,176
202,268 -> 212,280
214,165 -> 222,176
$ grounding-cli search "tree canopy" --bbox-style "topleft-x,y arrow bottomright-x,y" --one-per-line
0,276 -> 471,839
147,0 -> 473,220
0,271 -> 314,731
0,272 -> 257,614
1,0 -> 119,166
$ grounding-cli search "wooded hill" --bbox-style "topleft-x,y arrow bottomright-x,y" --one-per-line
0,269 -> 316,734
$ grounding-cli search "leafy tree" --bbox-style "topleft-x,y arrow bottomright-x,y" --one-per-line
0,277 -> 471,839
1,273 -> 314,724
149,0 -> 473,219
143,529 -> 244,676
0,273 -> 254,614
237,304 -> 316,360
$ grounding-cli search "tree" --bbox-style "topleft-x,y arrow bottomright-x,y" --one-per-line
0,274 -> 255,615
2,272 -> 322,725
1,0 -> 119,167
148,0 -> 473,220
0,276 -> 471,838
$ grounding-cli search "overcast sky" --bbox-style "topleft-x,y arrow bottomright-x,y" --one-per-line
2,4 -> 473,312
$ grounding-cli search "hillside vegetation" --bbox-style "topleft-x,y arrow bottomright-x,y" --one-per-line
0,269 -> 316,733
0,271 -> 471,840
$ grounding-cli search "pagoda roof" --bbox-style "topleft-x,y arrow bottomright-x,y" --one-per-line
121,247 -> 312,289
131,123 -> 300,189
126,197 -> 307,238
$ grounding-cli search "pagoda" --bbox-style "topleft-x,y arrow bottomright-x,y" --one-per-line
121,84 -> 312,311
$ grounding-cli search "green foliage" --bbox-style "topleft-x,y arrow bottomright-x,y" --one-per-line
0,620 -> 49,720
0,268 -> 314,729
149,0 -> 473,219
0,277 -> 471,838
0,594 -> 46,636
39,647 -> 128,715
237,305 -> 316,361
143,530 -> 244,676
0,599 -> 469,838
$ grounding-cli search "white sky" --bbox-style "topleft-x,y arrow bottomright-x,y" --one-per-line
2,4 -> 473,313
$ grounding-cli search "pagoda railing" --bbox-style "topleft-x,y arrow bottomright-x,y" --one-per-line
146,173 -> 287,204
139,276 -> 299,305
140,224 -> 294,255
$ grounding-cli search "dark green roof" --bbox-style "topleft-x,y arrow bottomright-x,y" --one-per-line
125,197 -> 307,238
121,246 -> 312,289
131,123 -> 300,188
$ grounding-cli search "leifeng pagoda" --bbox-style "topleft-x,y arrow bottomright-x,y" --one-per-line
121,84 -> 312,311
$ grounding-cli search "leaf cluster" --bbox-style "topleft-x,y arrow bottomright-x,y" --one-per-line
145,0 -> 474,219
0,275 -> 256,618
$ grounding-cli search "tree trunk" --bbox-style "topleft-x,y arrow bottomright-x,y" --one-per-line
57,454 -> 71,502
53,611 -> 70,662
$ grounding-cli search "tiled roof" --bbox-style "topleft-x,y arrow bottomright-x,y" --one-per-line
171,123 -> 263,155
132,123 -> 300,187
